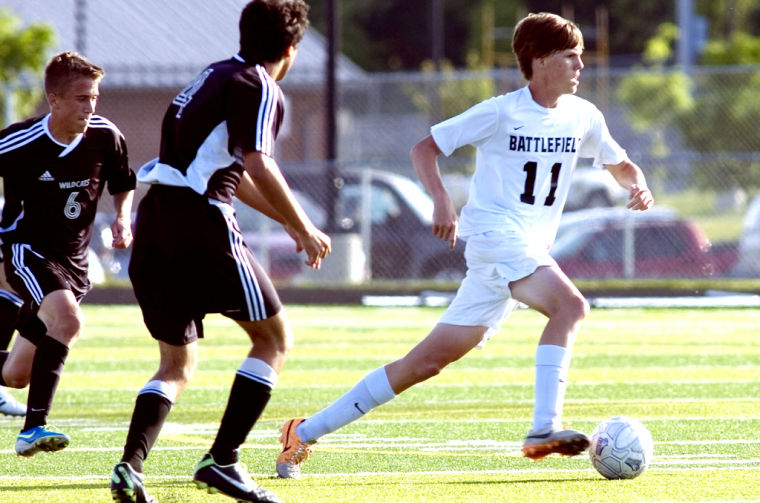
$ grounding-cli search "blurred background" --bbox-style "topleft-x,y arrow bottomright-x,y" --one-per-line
2,0 -> 760,287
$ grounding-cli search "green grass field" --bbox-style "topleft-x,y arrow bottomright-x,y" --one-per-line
1,304 -> 759,502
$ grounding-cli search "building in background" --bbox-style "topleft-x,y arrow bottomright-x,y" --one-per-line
2,0 -> 366,171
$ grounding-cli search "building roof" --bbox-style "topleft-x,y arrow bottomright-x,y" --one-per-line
3,0 -> 364,88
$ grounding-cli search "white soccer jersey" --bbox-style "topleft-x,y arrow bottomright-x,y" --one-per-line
431,86 -> 626,249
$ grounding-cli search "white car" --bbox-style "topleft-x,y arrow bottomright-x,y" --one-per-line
732,194 -> 760,277
565,166 -> 629,211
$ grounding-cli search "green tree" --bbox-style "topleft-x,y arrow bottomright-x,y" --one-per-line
616,16 -> 760,191
0,7 -> 56,127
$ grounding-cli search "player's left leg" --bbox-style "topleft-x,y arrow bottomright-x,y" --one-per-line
510,265 -> 590,460
193,312 -> 287,503
15,290 -> 82,456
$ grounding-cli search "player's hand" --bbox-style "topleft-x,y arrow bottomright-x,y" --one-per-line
283,224 -> 304,253
627,184 -> 653,211
432,196 -> 459,249
299,226 -> 332,270
111,217 -> 133,249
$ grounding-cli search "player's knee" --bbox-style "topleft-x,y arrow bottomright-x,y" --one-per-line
573,295 -> 590,321
408,358 -> 445,383
3,369 -> 29,388
560,293 -> 589,323
46,312 -> 84,343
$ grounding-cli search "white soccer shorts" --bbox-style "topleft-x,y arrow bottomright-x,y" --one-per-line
439,230 -> 557,347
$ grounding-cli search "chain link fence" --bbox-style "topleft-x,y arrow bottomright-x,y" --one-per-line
83,65 -> 760,285
3,0 -> 759,284
264,65 -> 757,283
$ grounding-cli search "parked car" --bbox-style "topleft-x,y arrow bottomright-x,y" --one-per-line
232,196 -> 314,282
551,208 -> 739,278
732,193 -> 760,277
280,168 -> 467,281
564,165 -> 628,212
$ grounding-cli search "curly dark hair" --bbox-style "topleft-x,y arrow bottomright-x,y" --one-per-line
239,0 -> 310,64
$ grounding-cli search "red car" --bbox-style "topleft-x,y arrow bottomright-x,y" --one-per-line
551,209 -> 738,278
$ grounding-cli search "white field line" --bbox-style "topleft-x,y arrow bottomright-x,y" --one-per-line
2,437 -> 759,455
1,465 -> 759,482
49,378 -> 760,387
14,397 -> 760,408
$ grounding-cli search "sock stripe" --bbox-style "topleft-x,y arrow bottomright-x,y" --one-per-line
138,380 -> 176,403
236,368 -> 276,388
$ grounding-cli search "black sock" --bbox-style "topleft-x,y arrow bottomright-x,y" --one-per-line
0,293 -> 22,351
0,350 -> 8,386
209,375 -> 272,465
24,335 -> 69,431
121,392 -> 173,473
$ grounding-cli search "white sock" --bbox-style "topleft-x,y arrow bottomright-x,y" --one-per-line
532,345 -> 570,431
297,366 -> 396,443
237,357 -> 278,388
138,379 -> 177,404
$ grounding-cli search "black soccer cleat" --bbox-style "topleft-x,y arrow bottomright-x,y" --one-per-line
111,462 -> 157,503
193,453 -> 280,503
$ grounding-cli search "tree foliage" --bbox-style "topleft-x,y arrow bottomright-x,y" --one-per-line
616,10 -> 760,190
0,7 -> 56,126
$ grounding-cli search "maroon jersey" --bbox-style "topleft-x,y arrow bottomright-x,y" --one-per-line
0,113 -> 136,277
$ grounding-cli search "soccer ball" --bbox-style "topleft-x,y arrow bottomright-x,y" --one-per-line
589,416 -> 653,479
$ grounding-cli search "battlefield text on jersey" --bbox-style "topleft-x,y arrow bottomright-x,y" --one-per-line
509,134 -> 579,153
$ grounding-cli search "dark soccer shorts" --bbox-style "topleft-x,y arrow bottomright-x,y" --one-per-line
2,243 -> 90,306
2,242 -> 90,344
129,185 -> 283,346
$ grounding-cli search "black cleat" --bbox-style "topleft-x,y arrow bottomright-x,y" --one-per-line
111,462 -> 157,503
193,453 -> 280,503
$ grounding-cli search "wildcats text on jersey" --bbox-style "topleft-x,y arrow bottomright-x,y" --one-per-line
509,134 -> 580,153
58,179 -> 91,189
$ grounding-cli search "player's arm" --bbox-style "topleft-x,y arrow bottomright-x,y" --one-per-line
604,159 -> 654,211
236,171 -> 306,253
410,135 -> 458,249
242,151 -> 331,269
236,171 -> 287,224
111,190 -> 134,249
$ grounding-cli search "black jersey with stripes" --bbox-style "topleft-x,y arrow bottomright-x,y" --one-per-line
0,113 -> 135,276
138,55 -> 284,203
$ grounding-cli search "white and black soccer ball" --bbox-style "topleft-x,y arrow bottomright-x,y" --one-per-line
589,416 -> 654,479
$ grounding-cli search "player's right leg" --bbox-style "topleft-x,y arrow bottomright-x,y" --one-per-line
0,288 -> 26,416
112,341 -> 196,502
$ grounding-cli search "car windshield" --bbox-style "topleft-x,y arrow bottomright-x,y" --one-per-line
386,175 -> 434,225
551,227 -> 599,259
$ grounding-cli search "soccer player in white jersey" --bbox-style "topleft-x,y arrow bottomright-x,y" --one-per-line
276,12 -> 654,477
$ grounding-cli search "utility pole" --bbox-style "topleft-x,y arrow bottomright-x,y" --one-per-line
75,0 -> 87,54
325,0 -> 339,232
430,0 -> 443,122
676,0 -> 694,74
